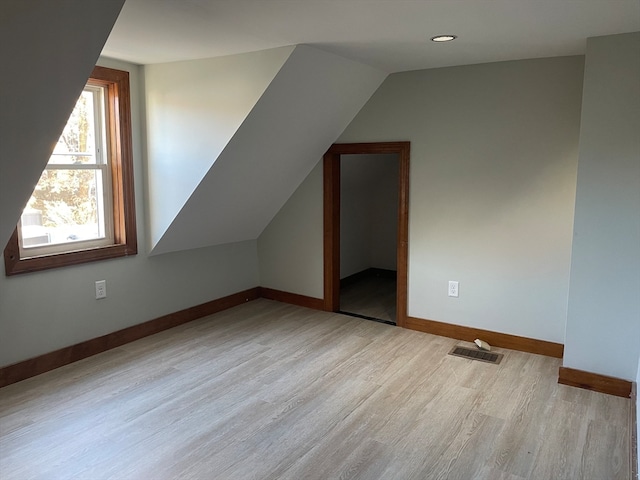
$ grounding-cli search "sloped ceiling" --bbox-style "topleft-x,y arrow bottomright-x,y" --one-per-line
147,45 -> 387,255
0,0 -> 125,251
145,46 -> 295,249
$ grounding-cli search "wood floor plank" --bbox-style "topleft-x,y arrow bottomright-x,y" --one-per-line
472,466 -> 527,480
528,399 -> 591,480
578,419 -> 629,480
419,413 -> 505,480
0,299 -> 631,480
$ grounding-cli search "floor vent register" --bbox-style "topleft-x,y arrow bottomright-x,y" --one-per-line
448,345 -> 504,365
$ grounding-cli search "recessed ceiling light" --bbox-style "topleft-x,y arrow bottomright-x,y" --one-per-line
431,35 -> 457,42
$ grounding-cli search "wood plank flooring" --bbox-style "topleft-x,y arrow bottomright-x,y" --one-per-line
0,299 -> 631,479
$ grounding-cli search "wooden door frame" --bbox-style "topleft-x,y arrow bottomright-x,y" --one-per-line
323,142 -> 410,327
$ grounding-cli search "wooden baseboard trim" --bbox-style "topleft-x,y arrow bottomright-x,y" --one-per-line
631,382 -> 638,479
0,287 -> 260,388
406,316 -> 564,358
258,287 -> 324,310
557,366 -> 633,398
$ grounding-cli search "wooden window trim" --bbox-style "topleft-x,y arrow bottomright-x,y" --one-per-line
3,66 -> 137,275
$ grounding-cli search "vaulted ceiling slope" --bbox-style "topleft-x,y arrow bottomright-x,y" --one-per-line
147,45 -> 387,255
0,0 -> 126,250
145,46 -> 295,250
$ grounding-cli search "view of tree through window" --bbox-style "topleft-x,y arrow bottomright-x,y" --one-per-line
20,87 -> 112,252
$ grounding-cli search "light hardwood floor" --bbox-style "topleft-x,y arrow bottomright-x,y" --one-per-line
0,299 -> 631,479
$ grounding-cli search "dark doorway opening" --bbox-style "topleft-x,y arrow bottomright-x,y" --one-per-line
323,142 -> 410,327
338,153 -> 399,324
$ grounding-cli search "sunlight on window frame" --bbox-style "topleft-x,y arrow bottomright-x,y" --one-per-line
3,65 -> 137,276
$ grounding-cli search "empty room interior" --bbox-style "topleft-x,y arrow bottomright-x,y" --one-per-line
0,1 -> 639,479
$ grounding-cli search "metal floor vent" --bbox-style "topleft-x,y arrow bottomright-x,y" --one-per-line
449,345 -> 503,365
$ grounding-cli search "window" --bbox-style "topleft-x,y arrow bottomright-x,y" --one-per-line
4,66 -> 137,275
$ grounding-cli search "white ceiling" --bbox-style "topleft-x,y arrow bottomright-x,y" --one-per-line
103,0 -> 639,72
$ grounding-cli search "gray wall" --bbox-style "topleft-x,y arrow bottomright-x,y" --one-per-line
340,154 -> 398,278
563,33 -> 640,381
257,162 -> 324,298
0,58 -> 260,367
342,56 -> 584,344
260,55 -> 584,344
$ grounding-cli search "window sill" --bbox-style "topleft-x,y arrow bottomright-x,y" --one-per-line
4,229 -> 137,275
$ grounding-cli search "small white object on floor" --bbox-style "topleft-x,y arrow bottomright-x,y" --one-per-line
474,338 -> 491,351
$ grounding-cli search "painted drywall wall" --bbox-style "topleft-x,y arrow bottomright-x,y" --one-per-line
341,158 -> 372,278
259,56 -> 584,343
0,58 -> 260,368
341,154 -> 398,278
369,156 -> 400,272
144,47 -> 294,249
563,33 -> 640,381
257,162 -> 324,299
0,0 -> 125,249
147,45 -> 387,255
339,56 -> 584,343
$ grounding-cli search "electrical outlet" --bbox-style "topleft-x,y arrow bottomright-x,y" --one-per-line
95,280 -> 107,299
448,281 -> 459,297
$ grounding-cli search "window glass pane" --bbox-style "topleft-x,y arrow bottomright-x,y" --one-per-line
20,169 -> 106,248
50,90 -> 97,164
47,155 -> 93,165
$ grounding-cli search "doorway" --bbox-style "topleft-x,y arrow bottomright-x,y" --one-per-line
339,153 -> 398,324
323,142 -> 410,328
